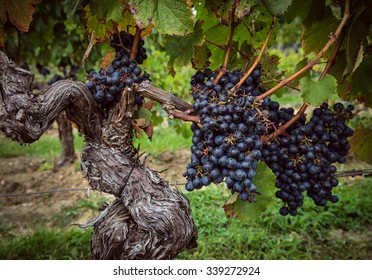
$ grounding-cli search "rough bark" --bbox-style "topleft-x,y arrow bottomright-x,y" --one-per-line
0,50 -> 197,259
56,112 -> 76,166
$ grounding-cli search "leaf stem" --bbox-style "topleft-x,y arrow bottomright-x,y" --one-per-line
213,5 -> 237,85
232,16 -> 276,91
257,0 -> 351,101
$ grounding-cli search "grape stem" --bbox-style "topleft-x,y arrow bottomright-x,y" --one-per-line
233,16 -> 276,91
130,26 -> 142,61
205,39 -> 250,62
318,29 -> 346,80
257,0 -> 351,101
262,102 -> 309,143
213,4 -> 237,85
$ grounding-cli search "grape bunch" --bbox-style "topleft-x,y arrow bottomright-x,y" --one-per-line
86,31 -> 150,107
184,64 -> 355,216
263,103 -> 354,216
184,66 -> 280,201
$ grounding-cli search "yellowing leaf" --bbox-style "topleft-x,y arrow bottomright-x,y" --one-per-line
0,0 -> 39,32
84,4 -> 114,41
100,51 -> 115,69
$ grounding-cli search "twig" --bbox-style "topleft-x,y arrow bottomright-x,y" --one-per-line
318,29 -> 346,80
335,169 -> 372,178
205,39 -> 250,62
169,110 -> 200,123
257,0 -> 351,101
262,102 -> 308,143
213,5 -> 237,85
130,26 -> 142,60
233,17 -> 276,91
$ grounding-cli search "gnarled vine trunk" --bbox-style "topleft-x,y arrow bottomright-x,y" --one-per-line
0,50 -> 197,259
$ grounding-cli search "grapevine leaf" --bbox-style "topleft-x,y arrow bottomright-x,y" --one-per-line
251,5 -> 279,49
62,0 -> 83,19
100,52 -> 116,69
235,0 -> 256,20
90,0 -> 122,19
0,0 -> 38,32
302,10 -> 339,58
262,0 -> 293,17
128,0 -> 194,35
203,22 -> 229,69
192,44 -> 211,70
84,4 -> 114,41
204,0 -> 233,25
343,4 -> 370,78
338,55 -> 372,107
137,107 -> 152,126
260,51 -> 281,88
165,20 -> 204,75
143,122 -> 154,140
299,75 -> 337,106
143,100 -> 155,111
224,162 -> 276,221
291,57 -> 309,87
349,128 -> 372,164
284,0 -> 314,22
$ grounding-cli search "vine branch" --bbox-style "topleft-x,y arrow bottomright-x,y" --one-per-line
262,102 -> 309,143
257,0 -> 351,101
213,4 -> 237,85
130,26 -> 142,60
233,16 -> 276,91
318,29 -> 346,80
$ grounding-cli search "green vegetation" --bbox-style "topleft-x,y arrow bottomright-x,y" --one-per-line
0,177 -> 370,260
0,131 -> 84,159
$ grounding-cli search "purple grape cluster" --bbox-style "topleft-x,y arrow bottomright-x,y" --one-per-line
263,103 -> 354,216
86,31 -> 150,107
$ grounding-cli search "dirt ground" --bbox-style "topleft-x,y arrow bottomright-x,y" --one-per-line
0,133 -> 191,234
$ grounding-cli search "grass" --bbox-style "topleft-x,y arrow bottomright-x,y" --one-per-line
0,131 -> 85,159
0,177 -> 370,260
0,126 -> 191,160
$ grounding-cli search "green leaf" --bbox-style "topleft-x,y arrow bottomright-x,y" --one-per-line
284,0 -> 318,22
204,0 -> 233,25
235,0 -> 256,20
224,162 -> 276,221
128,0 -> 194,35
90,0 -> 122,19
0,0 -> 38,32
291,57 -> 310,87
165,20 -> 204,75
62,0 -> 83,19
192,44 -> 211,70
299,75 -> 337,106
262,0 -> 293,17
136,107 -> 152,126
349,128 -> 372,164
84,4 -> 114,41
302,10 -> 339,58
338,54 -> 372,107
343,4 -> 370,78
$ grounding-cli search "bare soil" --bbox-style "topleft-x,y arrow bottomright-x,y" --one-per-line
0,134 -> 191,234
